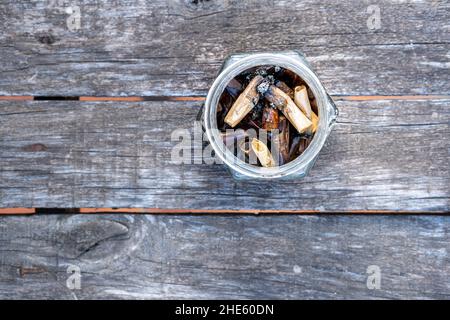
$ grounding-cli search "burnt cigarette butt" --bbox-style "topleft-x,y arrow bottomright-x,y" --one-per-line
224,75 -> 264,127
264,85 -> 312,134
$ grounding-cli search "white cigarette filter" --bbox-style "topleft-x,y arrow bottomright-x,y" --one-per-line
294,85 -> 312,119
251,138 -> 276,168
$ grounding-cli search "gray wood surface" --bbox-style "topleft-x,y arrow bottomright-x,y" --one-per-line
0,213 -> 449,299
0,0 -> 449,300
0,0 -> 449,96
0,98 -> 448,211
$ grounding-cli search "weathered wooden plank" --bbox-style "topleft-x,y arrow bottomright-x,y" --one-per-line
0,99 -> 448,211
0,0 -> 449,96
0,213 -> 449,299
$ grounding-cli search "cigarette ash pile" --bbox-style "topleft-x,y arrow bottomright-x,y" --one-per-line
217,65 -> 319,167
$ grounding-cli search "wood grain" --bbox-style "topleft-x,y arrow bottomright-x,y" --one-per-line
0,98 -> 448,211
0,0 -> 449,96
0,213 -> 449,299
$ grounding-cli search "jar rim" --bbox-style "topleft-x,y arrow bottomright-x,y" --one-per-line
204,52 -> 330,179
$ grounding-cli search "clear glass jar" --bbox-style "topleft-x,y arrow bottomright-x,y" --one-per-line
203,51 -> 338,180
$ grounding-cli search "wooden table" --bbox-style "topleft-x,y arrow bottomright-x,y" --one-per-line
0,0 -> 449,299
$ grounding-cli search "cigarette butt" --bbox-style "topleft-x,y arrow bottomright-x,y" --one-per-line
294,85 -> 313,119
310,111 -> 319,133
224,75 -> 264,127
251,138 -> 276,168
275,115 -> 290,165
262,106 -> 279,131
264,86 -> 312,134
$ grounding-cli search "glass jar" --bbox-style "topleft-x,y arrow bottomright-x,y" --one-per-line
202,51 -> 338,180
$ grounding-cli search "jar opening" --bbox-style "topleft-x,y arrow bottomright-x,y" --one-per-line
216,65 -> 318,169
204,52 -> 330,179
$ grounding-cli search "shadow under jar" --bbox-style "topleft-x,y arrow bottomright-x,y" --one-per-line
204,51 -> 338,180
